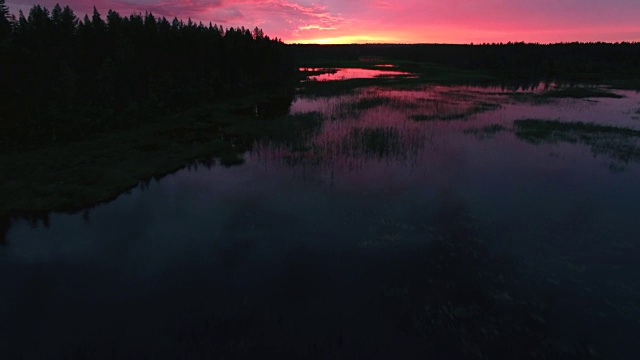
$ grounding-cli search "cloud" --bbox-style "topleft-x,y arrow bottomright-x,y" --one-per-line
5,0 -> 640,43
298,25 -> 336,31
111,0 -> 224,18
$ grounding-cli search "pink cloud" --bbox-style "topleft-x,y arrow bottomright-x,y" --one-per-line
5,0 -> 640,43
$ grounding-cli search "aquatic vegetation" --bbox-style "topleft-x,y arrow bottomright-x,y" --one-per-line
514,119 -> 640,164
411,102 -> 500,121
540,88 -> 624,99
0,105 -> 323,216
463,124 -> 507,139
344,127 -> 401,159
514,119 -> 640,141
346,96 -> 422,111
352,97 -> 394,110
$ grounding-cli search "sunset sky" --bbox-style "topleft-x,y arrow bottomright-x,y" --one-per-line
7,0 -> 640,44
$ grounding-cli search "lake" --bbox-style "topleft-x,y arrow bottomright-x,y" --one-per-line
2,69 -> 640,358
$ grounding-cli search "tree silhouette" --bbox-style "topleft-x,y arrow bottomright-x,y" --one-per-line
0,3 -> 294,149
0,0 -> 12,40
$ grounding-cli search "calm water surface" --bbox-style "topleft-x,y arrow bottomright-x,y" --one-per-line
2,79 -> 640,358
305,67 -> 414,81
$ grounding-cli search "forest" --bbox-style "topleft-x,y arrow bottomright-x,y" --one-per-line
292,42 -> 640,84
0,1 -> 296,151
3,2 -> 640,153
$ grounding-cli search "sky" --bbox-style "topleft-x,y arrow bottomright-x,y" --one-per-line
6,0 -> 640,44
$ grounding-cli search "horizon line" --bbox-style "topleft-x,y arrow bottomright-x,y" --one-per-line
285,41 -> 640,45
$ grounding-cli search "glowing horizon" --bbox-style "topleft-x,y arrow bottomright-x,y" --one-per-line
7,0 -> 640,44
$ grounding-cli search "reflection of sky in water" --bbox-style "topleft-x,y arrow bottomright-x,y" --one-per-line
292,86 -> 640,129
305,68 -> 414,81
2,85 -> 640,358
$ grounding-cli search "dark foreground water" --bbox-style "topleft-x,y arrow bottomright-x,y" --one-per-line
2,82 -> 640,359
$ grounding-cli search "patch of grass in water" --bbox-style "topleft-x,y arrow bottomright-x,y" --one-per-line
411,102 -> 500,122
540,88 -> 624,99
345,127 -> 401,158
514,119 -> 640,166
352,97 -> 391,110
514,119 -> 640,140
503,92 -> 556,104
464,124 -> 507,139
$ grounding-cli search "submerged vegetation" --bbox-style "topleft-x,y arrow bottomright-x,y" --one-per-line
411,102 -> 500,121
514,119 -> 640,164
463,124 -> 507,139
344,127 -> 401,159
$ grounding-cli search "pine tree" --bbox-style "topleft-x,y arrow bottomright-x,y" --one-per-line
60,6 -> 77,37
0,0 -> 12,39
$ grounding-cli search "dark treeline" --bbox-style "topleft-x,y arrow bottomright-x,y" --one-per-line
0,2 -> 295,150
293,43 -> 640,80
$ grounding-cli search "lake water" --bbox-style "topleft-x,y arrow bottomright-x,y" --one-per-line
304,67 -> 415,81
2,74 -> 640,358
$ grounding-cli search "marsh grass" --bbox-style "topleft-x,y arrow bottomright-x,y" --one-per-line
411,102 -> 500,121
344,96 -> 422,112
344,127 -> 401,158
540,88 -> 624,99
464,124 -> 507,139
352,97 -> 393,110
0,99 -> 322,217
514,119 -> 640,165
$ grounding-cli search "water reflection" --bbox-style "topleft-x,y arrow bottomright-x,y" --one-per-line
0,217 -> 9,246
306,68 -> 414,81
2,83 -> 640,358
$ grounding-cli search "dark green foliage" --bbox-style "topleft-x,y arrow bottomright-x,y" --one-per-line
0,3 -> 295,151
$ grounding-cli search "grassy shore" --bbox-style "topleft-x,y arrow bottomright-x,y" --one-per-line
0,93 -> 322,218
3,58 -> 634,218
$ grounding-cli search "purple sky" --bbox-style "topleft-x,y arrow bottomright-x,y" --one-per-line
6,0 -> 640,43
